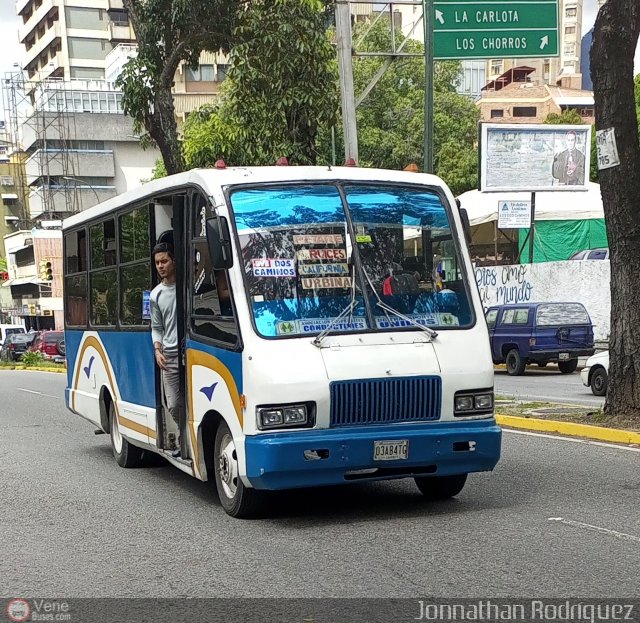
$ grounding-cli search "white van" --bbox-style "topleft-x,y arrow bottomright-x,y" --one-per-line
0,324 -> 26,346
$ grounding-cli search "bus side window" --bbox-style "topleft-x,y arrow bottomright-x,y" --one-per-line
64,229 -> 88,327
191,239 -> 238,347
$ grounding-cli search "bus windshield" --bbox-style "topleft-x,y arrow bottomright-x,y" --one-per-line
230,183 -> 473,338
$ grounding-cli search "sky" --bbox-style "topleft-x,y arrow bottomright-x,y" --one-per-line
0,0 -> 638,121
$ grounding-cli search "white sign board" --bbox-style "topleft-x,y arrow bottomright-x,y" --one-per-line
480,124 -> 592,192
497,200 -> 532,228
596,128 -> 621,171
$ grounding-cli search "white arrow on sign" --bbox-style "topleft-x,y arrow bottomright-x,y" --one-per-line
435,9 -> 445,25
540,35 -> 549,50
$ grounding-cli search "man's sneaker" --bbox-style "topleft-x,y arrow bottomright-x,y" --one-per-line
171,448 -> 181,458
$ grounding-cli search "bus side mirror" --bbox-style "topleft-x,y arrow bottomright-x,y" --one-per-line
456,198 -> 472,245
206,217 -> 234,269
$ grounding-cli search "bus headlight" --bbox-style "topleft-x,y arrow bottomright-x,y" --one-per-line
257,404 -> 312,430
454,390 -> 494,416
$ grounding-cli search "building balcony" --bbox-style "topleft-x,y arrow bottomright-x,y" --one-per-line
172,92 -> 221,116
16,0 -> 34,17
26,149 -> 115,183
22,23 -> 61,71
28,186 -> 116,218
109,22 -> 135,43
18,0 -> 56,44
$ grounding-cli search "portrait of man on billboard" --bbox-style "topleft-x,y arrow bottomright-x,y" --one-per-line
552,130 -> 586,186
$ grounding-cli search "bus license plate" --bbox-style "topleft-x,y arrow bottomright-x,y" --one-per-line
373,440 -> 409,461
559,352 -> 570,360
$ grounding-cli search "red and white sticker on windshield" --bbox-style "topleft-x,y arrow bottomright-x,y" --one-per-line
252,258 -> 296,277
297,248 -> 347,261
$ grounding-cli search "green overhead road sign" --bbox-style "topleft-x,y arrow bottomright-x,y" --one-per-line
434,0 -> 559,60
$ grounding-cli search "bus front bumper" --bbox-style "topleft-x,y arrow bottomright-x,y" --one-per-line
244,419 -> 502,490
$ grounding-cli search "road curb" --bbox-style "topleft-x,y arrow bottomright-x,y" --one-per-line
0,366 -> 65,373
496,414 -> 640,445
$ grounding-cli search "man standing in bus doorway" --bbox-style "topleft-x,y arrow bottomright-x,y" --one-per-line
150,243 -> 183,458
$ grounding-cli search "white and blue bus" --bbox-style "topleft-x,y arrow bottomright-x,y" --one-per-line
63,165 -> 501,517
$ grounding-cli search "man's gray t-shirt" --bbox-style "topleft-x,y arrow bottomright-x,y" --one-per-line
150,282 -> 178,355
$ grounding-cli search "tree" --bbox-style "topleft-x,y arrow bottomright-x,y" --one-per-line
349,19 -> 479,194
116,0 -> 241,175
591,0 -> 640,422
183,0 -> 338,167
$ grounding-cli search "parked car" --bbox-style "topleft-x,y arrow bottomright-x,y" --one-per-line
29,330 -> 65,361
569,248 -> 609,260
0,324 -> 26,346
581,351 -> 609,396
486,302 -> 595,376
0,333 -> 35,361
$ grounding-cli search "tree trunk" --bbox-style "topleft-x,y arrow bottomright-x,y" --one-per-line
591,0 -> 640,421
150,89 -> 185,176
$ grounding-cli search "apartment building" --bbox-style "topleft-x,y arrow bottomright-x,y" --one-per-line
2,228 -> 63,329
485,0 -> 584,86
16,0 -> 134,88
477,66 -> 595,125
18,78 -> 159,220
0,154 -> 30,258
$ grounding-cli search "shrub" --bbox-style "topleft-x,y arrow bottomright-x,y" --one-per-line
21,351 -> 45,367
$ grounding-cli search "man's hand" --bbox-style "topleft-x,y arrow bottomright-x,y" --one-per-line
155,349 -> 167,370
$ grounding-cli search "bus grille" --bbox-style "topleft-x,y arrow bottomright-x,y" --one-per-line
329,376 -> 441,427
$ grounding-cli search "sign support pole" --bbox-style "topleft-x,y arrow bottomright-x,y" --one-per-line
423,0 -> 434,173
529,191 -> 536,264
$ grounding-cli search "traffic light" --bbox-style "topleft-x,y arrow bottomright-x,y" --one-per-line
39,259 -> 53,281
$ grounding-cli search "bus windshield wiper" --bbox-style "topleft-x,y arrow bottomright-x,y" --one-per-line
312,275 -> 359,348
361,267 -> 438,341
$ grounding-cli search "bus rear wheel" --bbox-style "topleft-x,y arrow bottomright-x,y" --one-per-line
214,421 -> 265,518
414,474 -> 467,500
109,402 -> 144,468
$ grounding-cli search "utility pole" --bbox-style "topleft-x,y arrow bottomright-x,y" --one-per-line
423,0 -> 434,173
336,0 -> 359,164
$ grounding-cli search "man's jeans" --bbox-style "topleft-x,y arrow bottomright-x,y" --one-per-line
162,353 -> 183,448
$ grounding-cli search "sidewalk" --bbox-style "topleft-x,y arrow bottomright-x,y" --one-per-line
496,413 -> 640,445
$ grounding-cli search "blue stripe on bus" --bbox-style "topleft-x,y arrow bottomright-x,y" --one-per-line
185,339 -> 243,394
66,331 -> 242,409
65,330 -> 156,407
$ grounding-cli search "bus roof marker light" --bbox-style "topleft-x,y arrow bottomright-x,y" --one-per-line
276,157 -> 289,166
214,159 -> 227,169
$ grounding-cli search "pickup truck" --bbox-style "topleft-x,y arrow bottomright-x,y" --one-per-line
485,302 -> 595,376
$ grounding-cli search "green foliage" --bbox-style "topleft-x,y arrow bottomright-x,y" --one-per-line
183,0 -> 338,167
151,159 -> 167,180
116,0 -> 240,174
544,109 -> 584,124
350,18 -> 479,194
0,257 -> 7,272
21,351 -> 45,367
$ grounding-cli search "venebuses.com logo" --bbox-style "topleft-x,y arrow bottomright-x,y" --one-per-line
6,599 -> 31,623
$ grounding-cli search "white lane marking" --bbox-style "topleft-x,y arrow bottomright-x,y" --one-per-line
503,428 -> 640,453
17,388 -> 61,400
548,517 -> 640,544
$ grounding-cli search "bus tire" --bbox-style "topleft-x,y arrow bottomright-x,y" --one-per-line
414,473 -> 467,500
109,402 -> 144,468
214,421 -> 265,518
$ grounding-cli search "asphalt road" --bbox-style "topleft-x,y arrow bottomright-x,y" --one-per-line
494,367 -> 606,408
1,371 -> 638,601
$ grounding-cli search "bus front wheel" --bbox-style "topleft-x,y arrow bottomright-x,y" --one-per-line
214,421 -> 265,518
414,474 -> 467,500
109,402 -> 144,468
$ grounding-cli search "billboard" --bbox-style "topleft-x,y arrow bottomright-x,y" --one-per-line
480,123 -> 592,192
